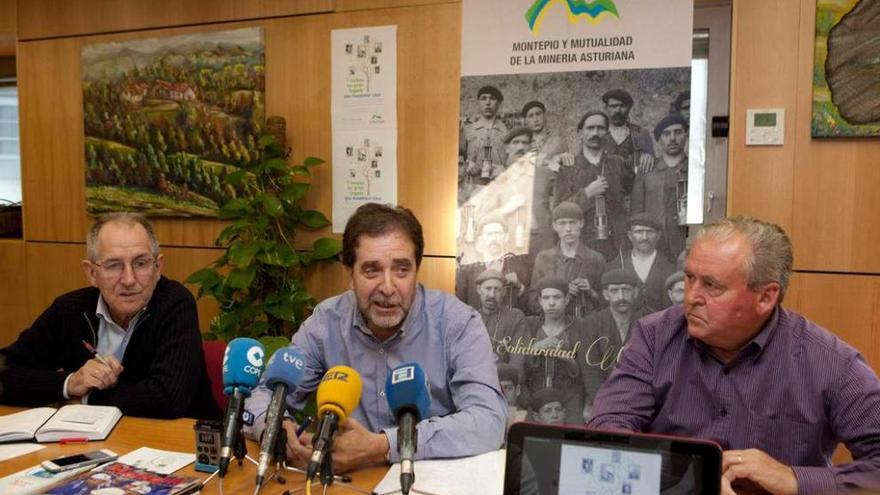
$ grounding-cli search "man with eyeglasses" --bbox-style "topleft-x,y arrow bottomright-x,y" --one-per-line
0,212 -> 218,419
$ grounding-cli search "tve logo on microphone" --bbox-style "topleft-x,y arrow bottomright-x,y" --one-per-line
391,365 -> 415,384
244,346 -> 264,376
283,351 -> 305,369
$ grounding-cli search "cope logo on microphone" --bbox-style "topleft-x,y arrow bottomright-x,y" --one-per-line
391,366 -> 415,384
322,370 -> 349,382
244,346 -> 264,376
283,351 -> 305,369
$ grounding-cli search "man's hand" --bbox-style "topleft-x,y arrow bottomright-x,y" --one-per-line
722,449 -> 798,495
584,177 -> 608,199
67,356 -> 123,397
559,152 -> 575,167
570,278 -> 592,294
549,153 -> 575,172
329,417 -> 389,473
637,153 -> 655,174
282,419 -> 312,470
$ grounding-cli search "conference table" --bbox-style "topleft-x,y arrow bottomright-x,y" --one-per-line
0,406 -> 389,494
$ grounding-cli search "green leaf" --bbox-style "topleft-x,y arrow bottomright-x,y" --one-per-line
259,336 -> 291,356
258,134 -> 276,148
249,321 -> 271,337
282,183 -> 310,203
227,266 -> 257,289
291,165 -> 311,177
216,224 -> 241,246
300,210 -> 331,228
264,158 -> 287,172
291,290 -> 315,304
261,195 -> 283,217
266,302 -> 297,321
312,237 -> 342,260
258,244 -> 299,267
303,156 -> 325,167
185,268 -> 222,286
228,240 -> 262,268
219,198 -> 252,219
224,169 -> 248,186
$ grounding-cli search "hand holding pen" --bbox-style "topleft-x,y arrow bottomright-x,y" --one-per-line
66,340 -> 124,397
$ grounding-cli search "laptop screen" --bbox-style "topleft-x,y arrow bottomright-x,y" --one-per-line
504,423 -> 722,495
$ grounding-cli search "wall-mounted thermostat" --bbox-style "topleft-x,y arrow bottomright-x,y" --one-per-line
746,108 -> 784,146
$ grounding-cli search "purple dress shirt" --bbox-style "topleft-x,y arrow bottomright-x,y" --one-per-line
588,304 -> 880,494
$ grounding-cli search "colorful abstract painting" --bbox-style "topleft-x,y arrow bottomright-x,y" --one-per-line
812,0 -> 880,137
82,27 -> 265,216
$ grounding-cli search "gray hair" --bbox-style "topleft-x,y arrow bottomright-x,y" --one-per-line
86,212 -> 160,262
694,216 -> 792,303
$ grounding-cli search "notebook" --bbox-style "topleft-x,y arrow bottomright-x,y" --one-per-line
0,405 -> 122,443
503,422 -> 723,495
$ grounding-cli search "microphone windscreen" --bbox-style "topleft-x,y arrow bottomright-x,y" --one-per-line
386,362 -> 431,421
264,347 -> 307,390
316,365 -> 363,421
222,337 -> 266,395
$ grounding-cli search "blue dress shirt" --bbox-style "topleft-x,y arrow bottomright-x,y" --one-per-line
245,284 -> 508,462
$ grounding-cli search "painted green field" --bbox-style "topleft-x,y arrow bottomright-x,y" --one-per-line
86,185 -> 219,217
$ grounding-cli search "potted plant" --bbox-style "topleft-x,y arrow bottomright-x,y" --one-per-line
187,129 -> 341,354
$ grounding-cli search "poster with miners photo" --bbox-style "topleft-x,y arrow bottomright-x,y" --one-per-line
457,0 -> 692,430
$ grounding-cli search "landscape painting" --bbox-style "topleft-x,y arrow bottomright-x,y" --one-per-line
82,27 -> 265,216
812,0 -> 880,137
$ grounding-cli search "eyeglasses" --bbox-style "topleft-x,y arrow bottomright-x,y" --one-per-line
92,257 -> 157,277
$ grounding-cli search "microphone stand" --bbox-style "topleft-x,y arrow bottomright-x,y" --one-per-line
235,429 -> 248,468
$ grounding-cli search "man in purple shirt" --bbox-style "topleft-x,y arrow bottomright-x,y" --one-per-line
588,216 -> 880,494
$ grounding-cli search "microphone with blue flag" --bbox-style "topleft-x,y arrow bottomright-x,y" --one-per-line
386,362 -> 431,495
219,337 -> 265,478
255,347 -> 307,489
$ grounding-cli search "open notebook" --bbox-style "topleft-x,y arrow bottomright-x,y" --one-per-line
0,405 -> 122,443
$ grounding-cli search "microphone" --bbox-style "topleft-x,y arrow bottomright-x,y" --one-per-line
218,338 -> 265,478
255,347 -> 307,488
306,366 -> 363,483
385,363 -> 431,495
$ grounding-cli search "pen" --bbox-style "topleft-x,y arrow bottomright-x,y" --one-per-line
59,437 -> 89,444
81,339 -> 109,365
295,416 -> 313,437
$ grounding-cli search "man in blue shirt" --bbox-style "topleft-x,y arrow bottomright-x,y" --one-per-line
245,203 -> 507,473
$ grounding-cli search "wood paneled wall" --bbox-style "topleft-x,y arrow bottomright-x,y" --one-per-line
17,3 -> 460,254
0,241 -> 30,346
728,0 -> 880,373
8,0 -> 880,379
15,0 -> 332,40
0,0 -> 15,56
11,0 -> 461,337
